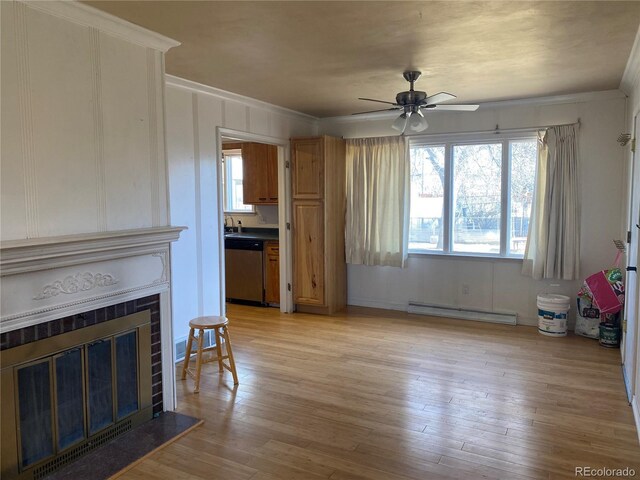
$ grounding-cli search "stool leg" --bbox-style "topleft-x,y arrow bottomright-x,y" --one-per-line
222,326 -> 239,385
214,327 -> 224,373
181,327 -> 195,380
194,328 -> 205,393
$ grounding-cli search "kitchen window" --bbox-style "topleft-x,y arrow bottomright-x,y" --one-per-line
409,134 -> 537,258
222,150 -> 253,213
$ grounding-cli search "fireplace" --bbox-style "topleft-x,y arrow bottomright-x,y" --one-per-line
1,309 -> 153,479
0,227 -> 184,480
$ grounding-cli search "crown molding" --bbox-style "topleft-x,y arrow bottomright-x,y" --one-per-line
19,0 -> 180,52
620,25 -> 640,96
321,89 -> 626,124
165,74 -> 318,122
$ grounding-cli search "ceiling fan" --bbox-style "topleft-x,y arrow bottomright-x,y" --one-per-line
353,71 -> 479,134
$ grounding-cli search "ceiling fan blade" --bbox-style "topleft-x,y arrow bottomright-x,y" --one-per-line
352,107 -> 402,115
358,97 -> 398,106
429,104 -> 479,111
423,92 -> 456,105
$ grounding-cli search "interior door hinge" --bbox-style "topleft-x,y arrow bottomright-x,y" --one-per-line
632,138 -> 636,153
287,283 -> 291,292
627,230 -> 632,243
286,222 -> 291,230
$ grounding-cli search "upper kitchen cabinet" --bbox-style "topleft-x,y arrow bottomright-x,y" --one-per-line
291,136 -> 346,315
291,138 -> 324,199
242,142 -> 278,205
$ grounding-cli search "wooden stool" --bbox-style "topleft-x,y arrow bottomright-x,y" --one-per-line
181,316 -> 239,392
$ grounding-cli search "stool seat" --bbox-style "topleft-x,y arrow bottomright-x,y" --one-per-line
181,315 -> 238,392
189,315 -> 228,329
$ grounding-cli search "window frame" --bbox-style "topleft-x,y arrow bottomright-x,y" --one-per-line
408,131 -> 538,259
221,149 -> 255,215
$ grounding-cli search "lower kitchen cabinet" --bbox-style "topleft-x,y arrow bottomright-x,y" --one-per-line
264,241 -> 280,304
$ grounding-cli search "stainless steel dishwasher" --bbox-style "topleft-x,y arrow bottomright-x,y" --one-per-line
225,237 -> 264,304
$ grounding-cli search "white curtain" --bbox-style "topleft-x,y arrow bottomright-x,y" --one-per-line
345,136 -> 409,267
522,124 -> 580,280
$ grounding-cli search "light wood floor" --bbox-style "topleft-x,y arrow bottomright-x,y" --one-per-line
122,304 -> 640,480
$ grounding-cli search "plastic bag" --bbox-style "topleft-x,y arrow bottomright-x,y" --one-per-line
584,268 -> 625,314
575,297 -> 600,339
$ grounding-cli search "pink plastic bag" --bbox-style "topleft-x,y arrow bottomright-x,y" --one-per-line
584,267 -> 625,314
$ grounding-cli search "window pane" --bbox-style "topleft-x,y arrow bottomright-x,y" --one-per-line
409,145 -> 445,251
452,143 -> 502,254
509,140 -> 537,255
224,154 -> 252,212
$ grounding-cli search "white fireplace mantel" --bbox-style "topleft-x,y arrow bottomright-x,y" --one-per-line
0,226 -> 185,332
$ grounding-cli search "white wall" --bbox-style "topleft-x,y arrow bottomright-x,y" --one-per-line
226,205 -> 280,229
164,76 -> 317,354
1,1 -> 177,240
320,91 -> 628,325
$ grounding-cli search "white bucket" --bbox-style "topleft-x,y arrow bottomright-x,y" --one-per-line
537,294 -> 570,337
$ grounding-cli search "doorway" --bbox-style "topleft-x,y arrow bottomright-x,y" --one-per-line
216,128 -> 293,315
622,112 -> 639,402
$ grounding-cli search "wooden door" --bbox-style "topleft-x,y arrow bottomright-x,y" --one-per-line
293,201 -> 324,305
264,241 -> 280,304
291,138 -> 323,200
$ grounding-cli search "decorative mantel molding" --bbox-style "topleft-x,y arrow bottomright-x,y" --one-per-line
1,226 -> 184,275
33,272 -> 119,300
0,227 -> 185,332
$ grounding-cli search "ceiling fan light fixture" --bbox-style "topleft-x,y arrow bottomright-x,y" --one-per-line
407,110 -> 428,133
391,112 -> 408,132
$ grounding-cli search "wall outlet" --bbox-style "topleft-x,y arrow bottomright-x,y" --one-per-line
462,284 -> 470,295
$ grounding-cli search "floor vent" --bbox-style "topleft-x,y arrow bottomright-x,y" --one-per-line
175,330 -> 215,362
32,419 -> 133,480
407,302 -> 517,325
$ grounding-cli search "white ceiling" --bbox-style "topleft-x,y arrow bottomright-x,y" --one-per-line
86,1 -> 640,117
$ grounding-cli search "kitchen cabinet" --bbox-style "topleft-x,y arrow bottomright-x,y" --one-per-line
264,241 -> 280,304
242,142 -> 278,205
292,202 -> 324,305
291,135 -> 346,314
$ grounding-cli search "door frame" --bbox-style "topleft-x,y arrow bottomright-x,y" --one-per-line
622,112 -> 639,402
215,127 -> 294,314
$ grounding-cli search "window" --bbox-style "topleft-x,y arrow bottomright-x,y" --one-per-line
222,150 -> 253,213
409,134 -> 537,257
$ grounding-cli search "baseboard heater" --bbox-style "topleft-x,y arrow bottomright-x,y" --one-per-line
407,302 -> 517,325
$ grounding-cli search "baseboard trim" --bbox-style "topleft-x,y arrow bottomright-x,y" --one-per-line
408,302 -> 517,325
347,297 -> 407,312
632,396 -> 640,445
348,298 -> 538,327
517,316 -> 538,327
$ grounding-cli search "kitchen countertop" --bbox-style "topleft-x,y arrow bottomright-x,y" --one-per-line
224,227 -> 279,242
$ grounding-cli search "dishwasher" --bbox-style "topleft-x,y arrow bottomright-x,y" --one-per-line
225,237 -> 264,304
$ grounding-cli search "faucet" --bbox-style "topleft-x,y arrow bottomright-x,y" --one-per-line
225,215 -> 235,231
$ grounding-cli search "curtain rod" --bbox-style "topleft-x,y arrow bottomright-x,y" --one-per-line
401,118 -> 581,138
